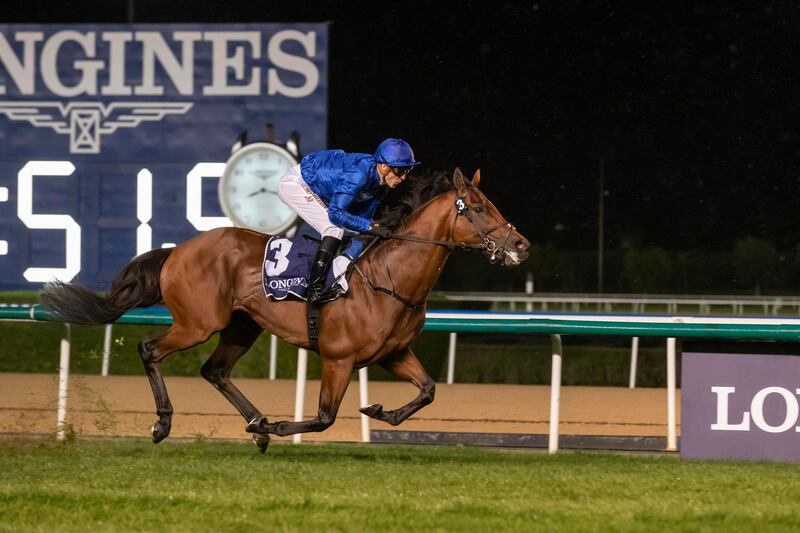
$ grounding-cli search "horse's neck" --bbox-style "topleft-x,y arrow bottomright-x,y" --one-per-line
363,195 -> 455,305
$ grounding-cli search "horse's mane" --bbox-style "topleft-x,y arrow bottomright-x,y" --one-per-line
374,170 -> 455,229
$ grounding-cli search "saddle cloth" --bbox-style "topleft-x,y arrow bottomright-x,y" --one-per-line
262,236 -> 350,302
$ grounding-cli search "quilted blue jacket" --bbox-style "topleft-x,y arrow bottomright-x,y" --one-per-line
299,150 -> 386,233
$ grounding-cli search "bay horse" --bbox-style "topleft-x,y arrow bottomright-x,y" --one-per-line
40,168 -> 530,452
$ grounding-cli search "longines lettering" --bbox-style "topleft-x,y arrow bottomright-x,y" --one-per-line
268,278 -> 307,289
0,30 -> 319,97
711,386 -> 800,433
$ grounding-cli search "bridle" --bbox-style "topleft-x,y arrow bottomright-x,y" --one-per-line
352,190 -> 518,310
377,191 -> 517,263
453,194 -> 517,264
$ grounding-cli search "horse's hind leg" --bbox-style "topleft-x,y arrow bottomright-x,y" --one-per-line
200,311 -> 270,453
359,348 -> 435,426
139,325 -> 212,443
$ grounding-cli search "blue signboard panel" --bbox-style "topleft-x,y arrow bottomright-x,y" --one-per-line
0,23 -> 328,289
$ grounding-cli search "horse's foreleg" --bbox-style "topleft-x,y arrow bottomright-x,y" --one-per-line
359,348 -> 435,426
139,326 -> 210,443
247,356 -> 354,436
200,312 -> 270,452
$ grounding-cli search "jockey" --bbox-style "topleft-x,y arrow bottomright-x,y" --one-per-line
277,138 -> 421,302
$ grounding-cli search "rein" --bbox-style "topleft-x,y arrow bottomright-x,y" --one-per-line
354,191 -> 517,310
353,262 -> 425,311
381,233 -> 482,250
368,193 -> 516,253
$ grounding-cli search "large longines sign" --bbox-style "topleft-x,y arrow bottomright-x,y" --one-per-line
682,352 -> 800,462
0,24 -> 328,289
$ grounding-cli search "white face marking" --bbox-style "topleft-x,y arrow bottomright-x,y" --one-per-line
504,250 -> 522,265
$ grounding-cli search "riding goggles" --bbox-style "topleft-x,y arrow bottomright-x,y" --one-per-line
390,166 -> 413,177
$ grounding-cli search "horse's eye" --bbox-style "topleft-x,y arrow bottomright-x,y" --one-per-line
474,206 -> 485,213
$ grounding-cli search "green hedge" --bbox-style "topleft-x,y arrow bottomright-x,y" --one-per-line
441,336 -> 671,387
0,291 -> 672,386
0,321 -> 672,387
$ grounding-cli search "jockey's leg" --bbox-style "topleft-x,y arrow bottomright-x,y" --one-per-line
359,348 -> 436,426
307,235 -> 341,302
277,165 -> 345,302
340,238 -> 364,260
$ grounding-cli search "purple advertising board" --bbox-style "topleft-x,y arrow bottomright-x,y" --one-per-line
681,351 -> 800,462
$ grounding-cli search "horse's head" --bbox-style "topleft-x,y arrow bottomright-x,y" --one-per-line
450,168 -> 530,267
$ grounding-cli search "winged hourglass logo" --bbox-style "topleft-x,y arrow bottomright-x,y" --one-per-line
0,101 -> 194,154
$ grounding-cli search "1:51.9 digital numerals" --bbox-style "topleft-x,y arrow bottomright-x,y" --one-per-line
2,160 -> 233,283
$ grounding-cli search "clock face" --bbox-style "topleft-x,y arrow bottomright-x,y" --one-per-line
219,142 -> 299,234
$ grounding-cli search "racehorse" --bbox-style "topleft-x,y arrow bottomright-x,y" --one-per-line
40,168 -> 530,452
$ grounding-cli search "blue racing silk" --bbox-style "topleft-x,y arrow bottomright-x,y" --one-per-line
299,150 -> 386,233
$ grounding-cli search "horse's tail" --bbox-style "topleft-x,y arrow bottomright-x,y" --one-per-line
40,248 -> 173,325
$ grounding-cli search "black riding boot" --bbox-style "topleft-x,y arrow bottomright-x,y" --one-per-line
307,236 -> 341,302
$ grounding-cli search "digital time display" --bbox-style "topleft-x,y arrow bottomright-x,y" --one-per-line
1,160 -> 233,286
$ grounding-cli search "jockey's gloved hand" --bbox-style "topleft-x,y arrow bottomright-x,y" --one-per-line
367,224 -> 392,238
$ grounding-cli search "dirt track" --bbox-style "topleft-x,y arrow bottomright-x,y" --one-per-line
0,373 -> 680,443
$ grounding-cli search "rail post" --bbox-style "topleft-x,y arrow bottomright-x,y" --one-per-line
548,334 -> 563,454
666,337 -> 677,451
101,324 -> 112,377
525,273 -> 534,312
56,324 -> 71,441
358,367 -> 370,442
629,337 -> 639,388
293,348 -> 308,444
269,334 -> 278,380
446,332 -> 457,384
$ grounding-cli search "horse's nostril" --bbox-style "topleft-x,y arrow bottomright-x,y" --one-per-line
515,241 -> 528,252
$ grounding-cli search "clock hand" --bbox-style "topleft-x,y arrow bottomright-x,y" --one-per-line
247,188 -> 268,198
246,188 -> 279,198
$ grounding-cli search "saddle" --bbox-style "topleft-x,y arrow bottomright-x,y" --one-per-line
262,235 -> 349,303
263,234 -> 366,353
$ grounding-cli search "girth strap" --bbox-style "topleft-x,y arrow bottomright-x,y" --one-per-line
304,236 -> 382,354
306,300 -> 321,353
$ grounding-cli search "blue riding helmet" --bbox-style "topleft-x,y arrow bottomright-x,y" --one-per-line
374,138 -> 422,167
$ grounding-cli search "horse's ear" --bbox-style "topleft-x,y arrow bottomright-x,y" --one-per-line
453,167 -> 467,194
471,169 -> 481,188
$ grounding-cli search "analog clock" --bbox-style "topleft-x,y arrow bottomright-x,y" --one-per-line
219,142 -> 299,234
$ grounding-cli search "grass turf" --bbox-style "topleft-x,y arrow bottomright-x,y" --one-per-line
1,438 -> 800,531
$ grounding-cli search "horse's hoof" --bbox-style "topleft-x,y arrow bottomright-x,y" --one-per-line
359,403 -> 384,419
252,433 -> 270,454
246,416 -> 268,434
150,421 -> 170,444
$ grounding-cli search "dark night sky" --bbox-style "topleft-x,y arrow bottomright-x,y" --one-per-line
7,1 -> 800,252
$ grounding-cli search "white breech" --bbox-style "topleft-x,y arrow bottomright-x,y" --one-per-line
277,165 -> 344,239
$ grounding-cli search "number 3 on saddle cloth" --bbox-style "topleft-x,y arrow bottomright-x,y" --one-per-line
262,235 -> 351,302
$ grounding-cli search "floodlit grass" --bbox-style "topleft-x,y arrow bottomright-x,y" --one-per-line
1,439 -> 800,531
